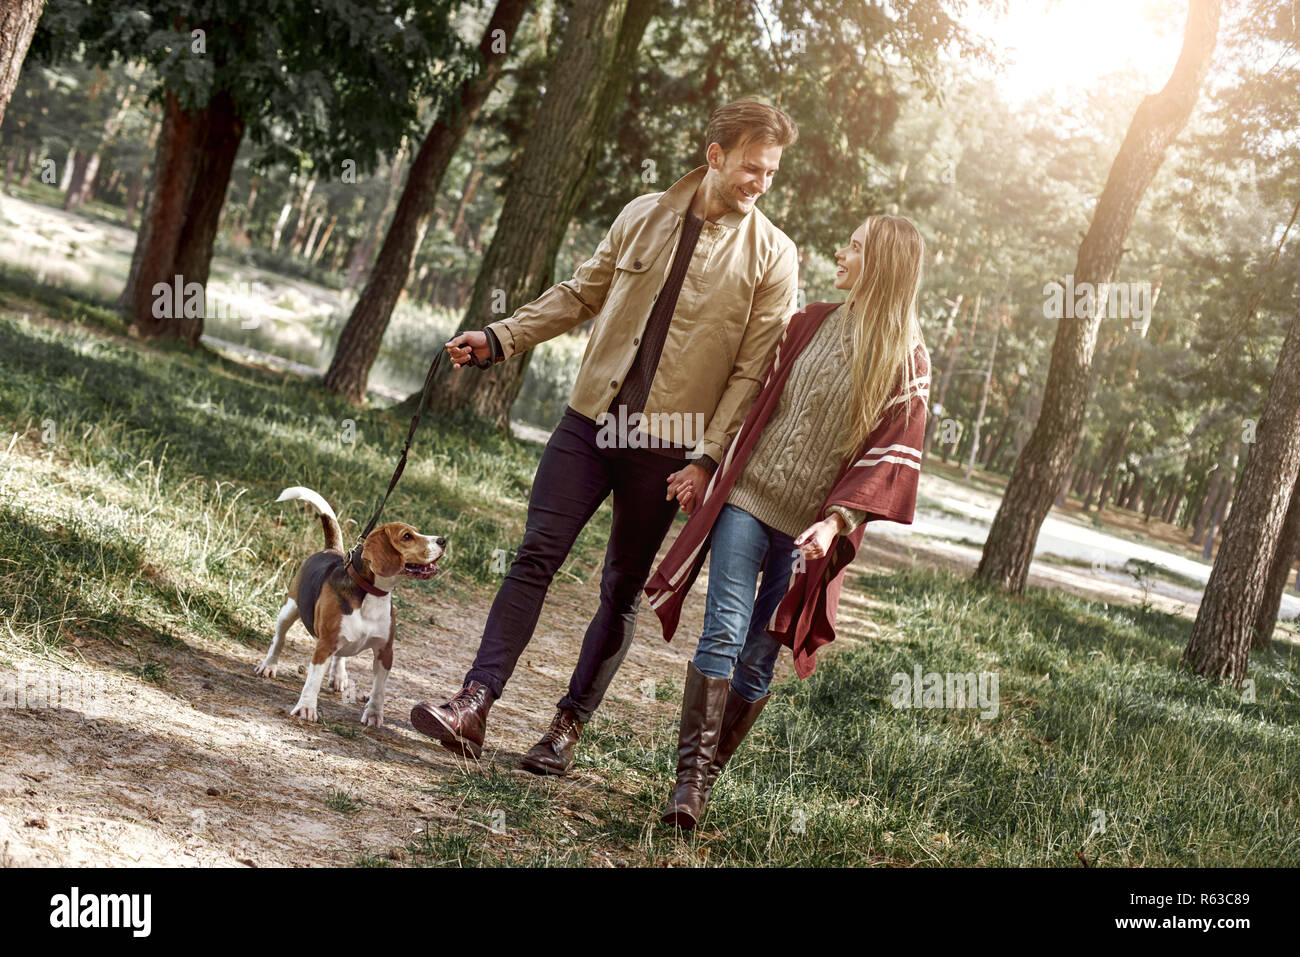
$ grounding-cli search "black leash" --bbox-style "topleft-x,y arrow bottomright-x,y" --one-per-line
346,338 -> 491,573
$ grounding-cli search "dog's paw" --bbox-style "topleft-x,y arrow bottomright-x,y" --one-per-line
255,661 -> 279,678
361,707 -> 383,729
290,701 -> 318,723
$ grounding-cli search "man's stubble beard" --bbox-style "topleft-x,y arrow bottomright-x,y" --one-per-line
708,170 -> 745,217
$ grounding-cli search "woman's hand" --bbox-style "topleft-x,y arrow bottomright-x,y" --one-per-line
666,463 -> 708,515
445,331 -> 492,369
794,513 -> 844,562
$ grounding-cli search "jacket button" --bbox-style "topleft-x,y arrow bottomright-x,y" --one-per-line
633,337 -> 639,345
633,260 -> 642,269
610,380 -> 618,389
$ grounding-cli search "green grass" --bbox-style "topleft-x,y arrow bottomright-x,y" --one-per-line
394,566 -> 1299,867
617,569 -> 1299,866
0,279 -> 612,660
1035,552 -> 1209,592
352,850 -> 395,867
325,788 -> 362,814
324,719 -> 360,740
126,659 -> 168,684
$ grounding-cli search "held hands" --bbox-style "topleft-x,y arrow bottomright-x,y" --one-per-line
444,331 -> 493,370
666,463 -> 709,515
793,513 -> 845,562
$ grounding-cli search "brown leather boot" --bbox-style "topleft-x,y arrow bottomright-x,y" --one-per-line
520,708 -> 584,775
660,662 -> 729,830
410,680 -> 493,759
701,687 -> 770,803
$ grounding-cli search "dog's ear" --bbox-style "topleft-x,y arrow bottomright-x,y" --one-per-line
362,526 -> 405,578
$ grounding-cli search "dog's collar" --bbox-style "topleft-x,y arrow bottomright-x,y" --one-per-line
346,551 -> 389,597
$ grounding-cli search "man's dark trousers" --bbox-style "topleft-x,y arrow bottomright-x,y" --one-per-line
465,407 -> 683,722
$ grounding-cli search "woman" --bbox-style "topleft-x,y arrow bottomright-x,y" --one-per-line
644,214 -> 930,830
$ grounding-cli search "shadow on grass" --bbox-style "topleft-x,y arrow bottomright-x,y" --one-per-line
0,314 -> 555,583
0,508 -> 266,653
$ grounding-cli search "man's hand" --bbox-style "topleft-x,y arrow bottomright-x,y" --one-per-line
445,331 -> 493,369
666,463 -> 709,515
793,513 -> 844,562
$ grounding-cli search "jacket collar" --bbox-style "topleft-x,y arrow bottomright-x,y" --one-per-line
657,165 -> 747,229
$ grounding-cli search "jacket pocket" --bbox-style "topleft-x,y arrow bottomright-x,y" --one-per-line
616,240 -> 669,274
616,215 -> 676,275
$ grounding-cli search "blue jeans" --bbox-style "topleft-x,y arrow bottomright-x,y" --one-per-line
694,504 -> 799,701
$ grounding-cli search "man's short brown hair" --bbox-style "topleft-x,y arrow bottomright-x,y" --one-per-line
704,98 -> 798,159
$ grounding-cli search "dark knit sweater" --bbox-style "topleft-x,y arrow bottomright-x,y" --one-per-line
612,206 -> 705,419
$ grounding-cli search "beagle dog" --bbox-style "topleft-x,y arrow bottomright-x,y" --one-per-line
256,486 -> 445,728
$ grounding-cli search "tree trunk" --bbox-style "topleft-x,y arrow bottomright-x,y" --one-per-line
19,143 -> 35,186
322,0 -> 532,402
1185,305 -> 1300,682
123,172 -> 143,227
228,173 -> 258,239
982,375 -> 1022,469
123,119 -> 156,228
58,145 -> 75,190
1080,467 -> 1100,511
3,139 -> 18,188
343,137 -> 411,291
63,150 -> 94,208
976,0 -> 1221,592
1123,473 -> 1146,510
923,293 -> 965,456
270,171 -> 298,253
931,293 -> 979,456
302,211 -> 325,260
311,214 -> 338,265
0,0 -> 44,132
1202,465 -> 1235,560
403,0 -> 657,423
1163,486 -> 1184,524
65,80 -> 135,211
1142,475 -> 1166,521
1096,465 -> 1120,514
965,310 -> 1000,482
1191,449 -> 1236,545
935,295 -> 981,461
1122,473 -> 1138,507
332,236 -> 353,274
121,89 -> 245,343
1251,478 -> 1300,650
1116,473 -> 1133,510
1090,424 -> 1133,514
450,139 -> 487,246
289,174 -> 318,256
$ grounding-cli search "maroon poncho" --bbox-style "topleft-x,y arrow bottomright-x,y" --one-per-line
644,300 -> 930,678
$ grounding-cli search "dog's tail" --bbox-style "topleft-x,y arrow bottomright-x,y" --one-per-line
276,486 -> 343,553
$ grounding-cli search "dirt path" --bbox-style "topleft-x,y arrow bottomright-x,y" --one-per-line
0,522 -> 727,867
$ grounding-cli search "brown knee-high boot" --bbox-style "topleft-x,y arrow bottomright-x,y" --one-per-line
701,686 -> 770,804
660,662 -> 730,830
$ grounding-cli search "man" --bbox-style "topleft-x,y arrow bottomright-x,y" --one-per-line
410,97 -> 800,775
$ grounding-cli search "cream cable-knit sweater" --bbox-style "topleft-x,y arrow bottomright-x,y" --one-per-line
727,303 -> 868,539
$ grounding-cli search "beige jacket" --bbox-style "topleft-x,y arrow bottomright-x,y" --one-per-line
486,165 -> 799,465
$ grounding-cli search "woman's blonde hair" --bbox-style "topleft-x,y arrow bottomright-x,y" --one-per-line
838,214 -> 927,458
